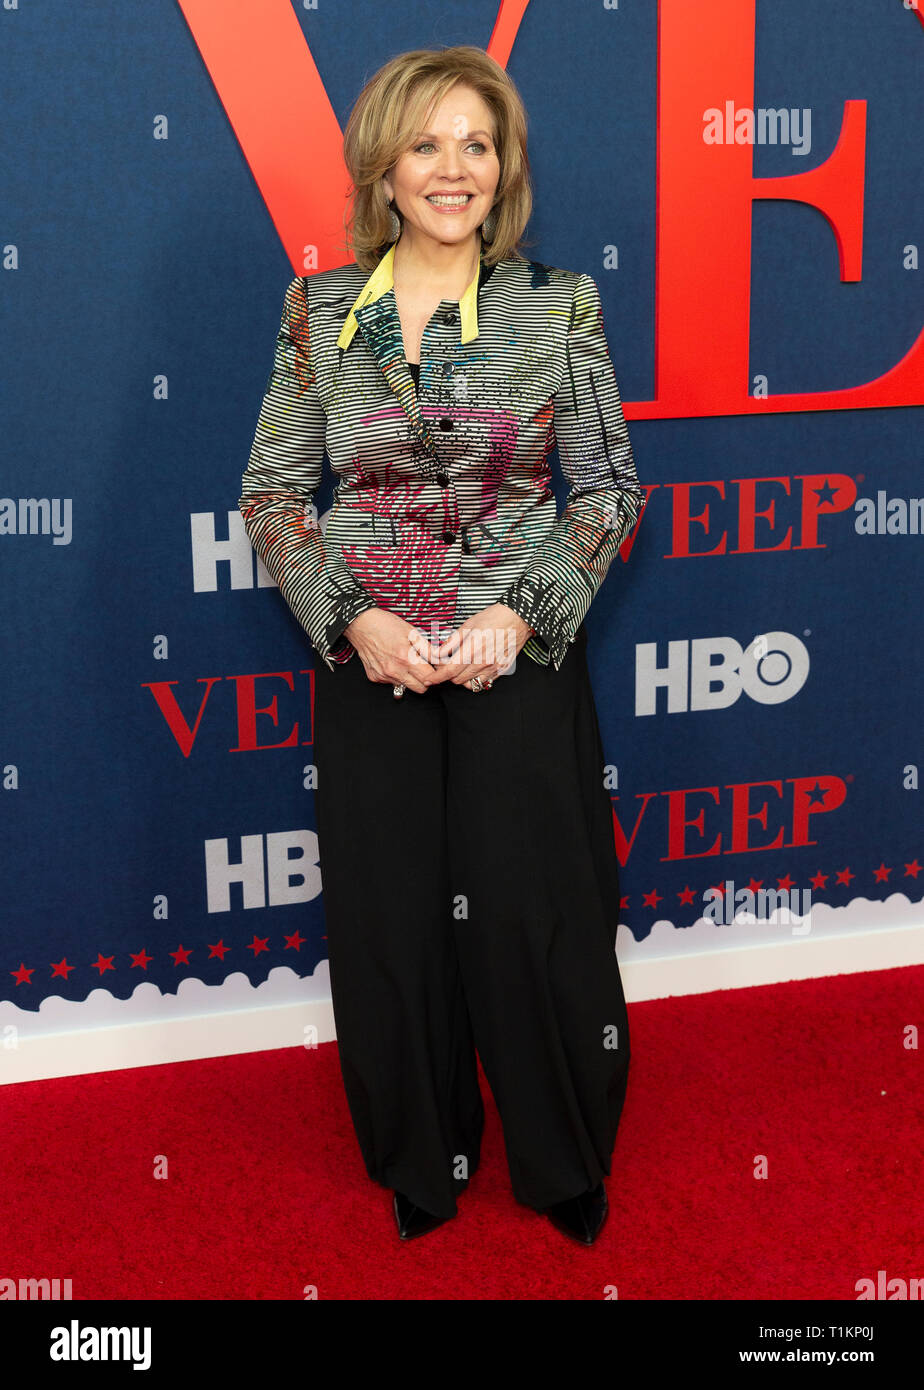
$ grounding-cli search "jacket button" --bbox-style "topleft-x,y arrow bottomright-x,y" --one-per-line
436,472 -> 450,487
441,531 -> 455,545
439,417 -> 453,431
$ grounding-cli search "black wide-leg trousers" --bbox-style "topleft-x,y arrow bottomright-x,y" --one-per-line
311,623 -> 631,1221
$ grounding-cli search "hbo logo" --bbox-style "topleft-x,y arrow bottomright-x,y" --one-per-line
635,632 -> 809,715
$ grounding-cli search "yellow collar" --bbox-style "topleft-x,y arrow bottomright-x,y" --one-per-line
337,240 -> 483,352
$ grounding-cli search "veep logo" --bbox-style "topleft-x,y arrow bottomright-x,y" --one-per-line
635,632 -> 809,715
176,0 -> 924,421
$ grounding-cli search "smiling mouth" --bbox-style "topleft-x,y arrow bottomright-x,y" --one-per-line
425,194 -> 474,207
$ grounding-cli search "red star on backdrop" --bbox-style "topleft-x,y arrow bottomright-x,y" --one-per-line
6,854 -> 923,988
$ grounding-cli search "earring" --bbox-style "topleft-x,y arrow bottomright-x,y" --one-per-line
387,203 -> 401,242
481,207 -> 497,242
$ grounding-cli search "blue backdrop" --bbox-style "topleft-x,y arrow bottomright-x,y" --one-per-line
2,0 -> 922,1017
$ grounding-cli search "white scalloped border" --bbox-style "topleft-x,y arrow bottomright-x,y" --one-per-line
1,896 -> 921,1084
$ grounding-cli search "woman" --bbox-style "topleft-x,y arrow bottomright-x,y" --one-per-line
239,45 -> 644,1245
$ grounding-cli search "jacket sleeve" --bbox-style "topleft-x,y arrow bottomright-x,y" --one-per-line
498,273 -> 644,670
238,276 -> 379,671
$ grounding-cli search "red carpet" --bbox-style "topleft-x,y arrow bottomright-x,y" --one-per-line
2,965 -> 921,1300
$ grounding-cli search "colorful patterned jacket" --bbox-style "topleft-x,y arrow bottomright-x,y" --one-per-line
238,238 -> 643,673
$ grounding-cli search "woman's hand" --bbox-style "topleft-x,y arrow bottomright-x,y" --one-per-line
343,608 -> 440,694
427,604 -> 534,688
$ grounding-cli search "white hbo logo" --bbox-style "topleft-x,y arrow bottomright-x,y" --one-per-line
635,632 -> 809,714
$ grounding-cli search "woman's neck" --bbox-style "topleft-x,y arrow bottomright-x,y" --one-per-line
392,232 -> 481,300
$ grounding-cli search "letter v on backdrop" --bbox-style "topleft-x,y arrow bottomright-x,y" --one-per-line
177,0 -> 924,422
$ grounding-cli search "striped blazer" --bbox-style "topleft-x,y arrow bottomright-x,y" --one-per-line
238,238 -> 643,674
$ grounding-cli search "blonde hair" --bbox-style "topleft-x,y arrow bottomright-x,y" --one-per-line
341,45 -> 534,270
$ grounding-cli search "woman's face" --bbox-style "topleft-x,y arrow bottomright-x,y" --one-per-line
382,83 -> 501,250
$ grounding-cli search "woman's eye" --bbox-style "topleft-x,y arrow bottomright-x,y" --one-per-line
413,142 -> 489,155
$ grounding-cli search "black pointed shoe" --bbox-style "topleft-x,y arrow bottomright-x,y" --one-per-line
393,1190 -> 453,1240
542,1181 -> 608,1245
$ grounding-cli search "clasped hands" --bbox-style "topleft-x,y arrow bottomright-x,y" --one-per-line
343,604 -> 534,695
